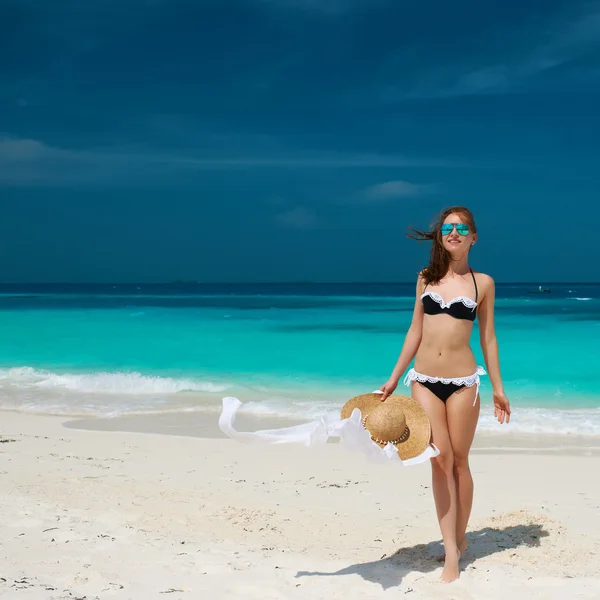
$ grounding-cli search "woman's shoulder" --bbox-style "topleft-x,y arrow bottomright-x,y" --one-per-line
416,269 -> 428,292
417,269 -> 427,282
472,270 -> 495,292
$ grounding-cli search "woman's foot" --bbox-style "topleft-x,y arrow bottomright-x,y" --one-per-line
437,538 -> 468,562
440,548 -> 460,584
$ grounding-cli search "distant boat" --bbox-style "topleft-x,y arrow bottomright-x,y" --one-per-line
528,285 -> 552,294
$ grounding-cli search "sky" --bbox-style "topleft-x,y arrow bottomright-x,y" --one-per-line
1,0 -> 600,283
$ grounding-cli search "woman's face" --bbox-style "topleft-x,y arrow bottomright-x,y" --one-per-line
441,212 -> 476,255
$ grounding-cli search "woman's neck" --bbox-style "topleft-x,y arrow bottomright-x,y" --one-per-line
447,254 -> 470,276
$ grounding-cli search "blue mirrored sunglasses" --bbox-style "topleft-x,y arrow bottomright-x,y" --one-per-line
441,223 -> 470,236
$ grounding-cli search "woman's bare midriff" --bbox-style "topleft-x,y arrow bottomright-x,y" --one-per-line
413,314 -> 477,377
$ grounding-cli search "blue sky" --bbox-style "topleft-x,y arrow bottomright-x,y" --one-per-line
1,0 -> 600,282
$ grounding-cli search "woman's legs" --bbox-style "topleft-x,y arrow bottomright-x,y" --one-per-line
446,386 -> 480,553
411,383 -> 460,583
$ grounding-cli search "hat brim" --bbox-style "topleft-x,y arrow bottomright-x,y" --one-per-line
340,393 -> 432,461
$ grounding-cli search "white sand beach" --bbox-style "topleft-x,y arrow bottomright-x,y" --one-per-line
1,410 -> 600,599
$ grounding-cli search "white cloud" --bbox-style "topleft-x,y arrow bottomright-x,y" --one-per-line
0,135 -> 470,186
0,136 -> 121,185
383,2 -> 600,100
172,152 -> 466,169
364,180 -> 433,201
0,137 -> 63,160
275,206 -> 318,229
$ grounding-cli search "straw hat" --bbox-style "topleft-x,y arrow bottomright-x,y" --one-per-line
341,393 -> 432,460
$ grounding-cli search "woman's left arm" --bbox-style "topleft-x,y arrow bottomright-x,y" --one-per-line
477,275 -> 511,424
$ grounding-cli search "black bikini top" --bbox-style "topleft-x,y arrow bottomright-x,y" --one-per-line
421,269 -> 478,322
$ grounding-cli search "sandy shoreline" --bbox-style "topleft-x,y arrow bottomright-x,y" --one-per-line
65,409 -> 600,455
1,410 -> 600,599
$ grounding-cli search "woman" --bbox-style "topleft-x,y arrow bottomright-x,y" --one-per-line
379,206 -> 511,584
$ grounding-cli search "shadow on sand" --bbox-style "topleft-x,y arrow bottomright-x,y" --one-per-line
296,523 -> 548,590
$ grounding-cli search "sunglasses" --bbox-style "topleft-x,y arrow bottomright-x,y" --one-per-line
441,223 -> 470,236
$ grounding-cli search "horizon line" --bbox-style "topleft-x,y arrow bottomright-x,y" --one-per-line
0,281 -> 599,286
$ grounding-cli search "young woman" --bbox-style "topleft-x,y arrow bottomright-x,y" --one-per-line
379,206 -> 511,584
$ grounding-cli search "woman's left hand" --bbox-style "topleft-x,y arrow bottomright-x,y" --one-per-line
493,391 -> 511,424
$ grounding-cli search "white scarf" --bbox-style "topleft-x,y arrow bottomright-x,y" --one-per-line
218,395 -> 439,467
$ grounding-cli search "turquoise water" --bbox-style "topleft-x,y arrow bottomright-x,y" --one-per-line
0,283 -> 599,435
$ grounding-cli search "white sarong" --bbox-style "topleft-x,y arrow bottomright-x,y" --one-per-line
218,394 -> 439,467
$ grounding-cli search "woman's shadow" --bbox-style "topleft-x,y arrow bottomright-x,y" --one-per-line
296,523 -> 548,590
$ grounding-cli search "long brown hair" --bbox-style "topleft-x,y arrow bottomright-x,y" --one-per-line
406,206 -> 477,286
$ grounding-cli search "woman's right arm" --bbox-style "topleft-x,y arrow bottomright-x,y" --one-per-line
379,275 -> 425,400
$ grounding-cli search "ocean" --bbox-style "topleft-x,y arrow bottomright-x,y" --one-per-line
0,282 -> 598,436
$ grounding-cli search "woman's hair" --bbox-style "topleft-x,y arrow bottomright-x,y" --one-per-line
406,206 -> 477,286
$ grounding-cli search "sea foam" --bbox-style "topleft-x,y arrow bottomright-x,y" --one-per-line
2,367 -> 600,437
0,366 -> 227,394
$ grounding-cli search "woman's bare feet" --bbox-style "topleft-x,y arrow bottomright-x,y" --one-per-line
436,538 -> 468,562
440,548 -> 461,584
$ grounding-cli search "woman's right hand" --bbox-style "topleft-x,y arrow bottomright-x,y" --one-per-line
378,379 -> 398,401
